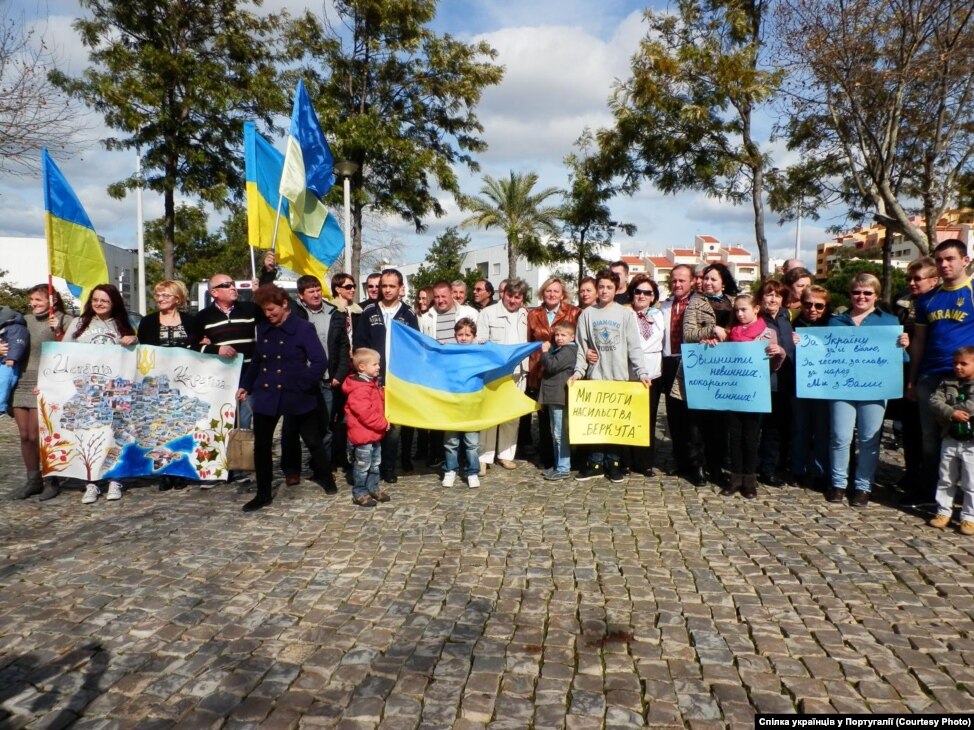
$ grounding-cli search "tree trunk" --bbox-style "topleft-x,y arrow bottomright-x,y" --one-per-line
577,230 -> 587,287
742,107 -> 769,279
164,158 -> 176,280
507,234 -> 517,280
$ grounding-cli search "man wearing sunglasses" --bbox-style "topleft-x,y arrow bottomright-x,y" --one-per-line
195,274 -> 259,430
358,273 -> 382,309
471,280 -> 495,311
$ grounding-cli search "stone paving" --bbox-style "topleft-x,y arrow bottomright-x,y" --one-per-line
2,414 -> 974,729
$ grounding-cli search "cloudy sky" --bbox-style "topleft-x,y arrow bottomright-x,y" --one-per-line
2,0 -> 831,269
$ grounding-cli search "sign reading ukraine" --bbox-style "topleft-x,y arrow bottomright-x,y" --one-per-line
37,343 -> 243,481
385,321 -> 541,431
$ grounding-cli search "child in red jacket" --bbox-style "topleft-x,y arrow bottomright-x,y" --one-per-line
343,348 -> 390,507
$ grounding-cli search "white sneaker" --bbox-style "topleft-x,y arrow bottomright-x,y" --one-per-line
106,481 -> 123,501
442,471 -> 456,487
467,474 -> 480,489
82,483 -> 100,504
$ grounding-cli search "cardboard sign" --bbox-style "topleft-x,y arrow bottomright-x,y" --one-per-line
568,380 -> 650,446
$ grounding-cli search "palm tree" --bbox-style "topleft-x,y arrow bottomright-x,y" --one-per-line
460,171 -> 562,279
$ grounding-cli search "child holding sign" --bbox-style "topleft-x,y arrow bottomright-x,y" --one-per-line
928,346 -> 974,535
724,294 -> 786,499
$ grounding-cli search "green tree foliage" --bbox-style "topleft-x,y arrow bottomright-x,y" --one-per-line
285,0 -> 504,285
599,0 -> 783,277
557,131 -> 635,284
460,171 -> 562,279
822,258 -> 906,311
409,227 -> 472,293
0,269 -> 28,312
776,0 -> 974,253
144,204 -> 251,308
50,0 -> 288,279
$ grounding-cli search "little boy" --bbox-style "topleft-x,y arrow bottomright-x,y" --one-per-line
538,321 -> 577,480
442,318 -> 481,489
928,345 -> 974,535
343,348 -> 391,507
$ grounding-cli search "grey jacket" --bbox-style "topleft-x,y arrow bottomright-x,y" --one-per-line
929,377 -> 974,438
538,343 -> 577,407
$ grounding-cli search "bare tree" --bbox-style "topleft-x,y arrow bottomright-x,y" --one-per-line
0,2 -> 76,174
776,0 -> 974,252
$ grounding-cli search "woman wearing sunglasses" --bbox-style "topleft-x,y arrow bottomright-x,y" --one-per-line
790,285 -> 832,490
823,274 -> 908,507
625,274 -> 664,477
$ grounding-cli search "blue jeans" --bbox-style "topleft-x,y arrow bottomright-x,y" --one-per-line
352,442 -> 381,499
830,399 -> 886,492
547,406 -> 570,474
237,394 -> 253,430
591,450 -> 621,466
444,431 -> 479,476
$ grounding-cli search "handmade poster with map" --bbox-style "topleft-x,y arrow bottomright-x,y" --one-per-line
36,343 -> 243,481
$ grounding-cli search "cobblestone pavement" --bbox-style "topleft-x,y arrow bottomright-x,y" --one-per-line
2,414 -> 974,729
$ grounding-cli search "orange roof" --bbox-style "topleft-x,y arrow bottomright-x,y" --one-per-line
698,235 -> 719,242
724,247 -> 751,256
621,256 -> 643,264
671,248 -> 696,256
648,257 -> 672,267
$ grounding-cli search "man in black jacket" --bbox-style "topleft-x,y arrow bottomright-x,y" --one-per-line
354,268 -> 419,482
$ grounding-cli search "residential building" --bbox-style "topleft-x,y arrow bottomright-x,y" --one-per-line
815,209 -> 974,278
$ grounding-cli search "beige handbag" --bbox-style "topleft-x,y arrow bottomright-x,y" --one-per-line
225,409 -> 255,472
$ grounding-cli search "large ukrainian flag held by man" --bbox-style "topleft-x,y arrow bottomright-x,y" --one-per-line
41,150 -> 109,304
386,321 -> 542,431
244,80 -> 343,286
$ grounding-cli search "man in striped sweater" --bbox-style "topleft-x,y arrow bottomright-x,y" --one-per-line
195,273 -> 259,428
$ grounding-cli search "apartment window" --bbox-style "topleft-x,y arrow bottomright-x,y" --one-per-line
493,263 -> 501,276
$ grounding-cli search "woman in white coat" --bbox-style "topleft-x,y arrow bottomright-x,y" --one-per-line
626,274 -> 665,477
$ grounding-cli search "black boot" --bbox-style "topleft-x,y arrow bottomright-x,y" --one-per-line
721,473 -> 741,497
741,474 -> 758,499
38,477 -> 60,501
243,487 -> 273,512
11,471 -> 43,500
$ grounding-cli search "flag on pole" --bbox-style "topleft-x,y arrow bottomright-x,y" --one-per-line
244,122 -> 344,288
279,79 -> 334,237
385,321 -> 542,431
41,149 -> 110,305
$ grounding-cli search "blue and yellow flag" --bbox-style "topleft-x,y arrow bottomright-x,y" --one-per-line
386,321 -> 542,431
279,80 -> 334,237
41,149 -> 109,305
244,121 -> 344,290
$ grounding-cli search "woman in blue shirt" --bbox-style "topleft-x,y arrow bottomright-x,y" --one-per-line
825,274 -> 909,507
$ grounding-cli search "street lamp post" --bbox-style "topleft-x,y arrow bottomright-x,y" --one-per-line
334,160 -> 359,283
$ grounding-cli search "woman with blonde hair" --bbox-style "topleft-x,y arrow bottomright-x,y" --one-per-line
138,280 -> 201,491
821,273 -> 908,507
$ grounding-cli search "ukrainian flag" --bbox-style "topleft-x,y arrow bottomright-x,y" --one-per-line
41,149 -> 109,305
244,121 -> 343,291
279,80 -> 334,237
386,321 -> 542,431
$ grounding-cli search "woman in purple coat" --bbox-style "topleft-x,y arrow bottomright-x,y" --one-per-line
236,285 -> 328,512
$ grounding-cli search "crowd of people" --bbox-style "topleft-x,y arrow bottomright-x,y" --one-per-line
3,242 -> 974,533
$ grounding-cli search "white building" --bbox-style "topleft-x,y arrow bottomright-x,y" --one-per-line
0,236 -> 139,313
397,241 -> 622,304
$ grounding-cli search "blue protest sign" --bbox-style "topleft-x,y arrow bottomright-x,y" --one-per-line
796,325 -> 903,400
683,342 -> 772,413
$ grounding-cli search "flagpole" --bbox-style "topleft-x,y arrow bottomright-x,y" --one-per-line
270,195 -> 284,253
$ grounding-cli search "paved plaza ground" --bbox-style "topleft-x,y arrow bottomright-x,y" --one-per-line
2,414 -> 974,729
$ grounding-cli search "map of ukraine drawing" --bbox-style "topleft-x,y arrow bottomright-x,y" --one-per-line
37,343 -> 243,481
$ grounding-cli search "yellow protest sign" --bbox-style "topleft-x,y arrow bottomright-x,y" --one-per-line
568,380 -> 650,446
